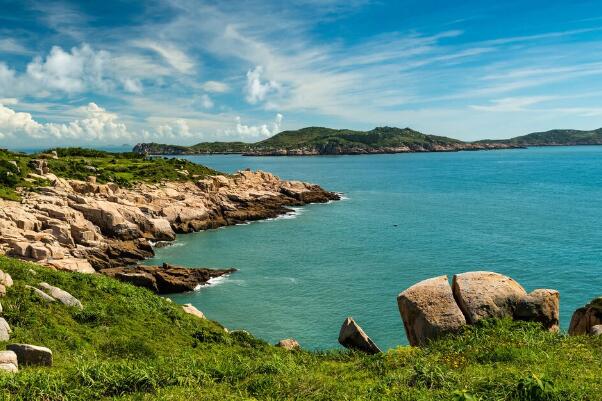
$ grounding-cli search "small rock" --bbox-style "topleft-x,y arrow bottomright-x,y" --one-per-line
7,344 -> 53,367
50,150 -> 58,159
28,269 -> 37,276
0,351 -> 17,366
182,303 -> 205,319
591,325 -> 602,336
0,363 -> 18,373
0,318 -> 11,341
25,285 -> 56,303
397,276 -> 466,346
276,339 -> 300,350
0,284 -> 6,298
338,317 -> 381,354
38,283 -> 82,309
0,271 -> 13,288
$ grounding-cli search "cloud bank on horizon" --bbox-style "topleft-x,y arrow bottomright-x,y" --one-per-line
1,0 -> 602,148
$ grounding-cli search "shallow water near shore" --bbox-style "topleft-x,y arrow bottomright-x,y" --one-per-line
148,147 -> 602,350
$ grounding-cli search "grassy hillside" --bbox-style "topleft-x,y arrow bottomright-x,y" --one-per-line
481,128 -> 602,146
0,255 -> 601,400
0,148 -> 219,201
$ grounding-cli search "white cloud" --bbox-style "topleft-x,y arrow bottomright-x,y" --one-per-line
201,80 -> 230,93
0,38 -> 30,55
470,96 -> 555,112
200,94 -> 214,109
0,102 -> 132,141
154,119 -> 193,139
132,40 -> 195,74
245,66 -> 282,104
235,113 -> 283,138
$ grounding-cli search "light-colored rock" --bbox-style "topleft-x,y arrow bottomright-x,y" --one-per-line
0,284 -> 6,298
452,271 -> 526,324
7,344 -> 52,367
28,243 -> 50,260
0,271 -> 12,288
46,258 -> 95,274
397,276 -> 466,346
0,363 -> 18,373
276,338 -> 300,350
0,351 -> 17,366
182,303 -> 205,319
38,283 -> 83,309
25,285 -> 56,302
0,318 -> 11,341
590,325 -> 602,335
338,317 -> 381,354
514,289 -> 560,331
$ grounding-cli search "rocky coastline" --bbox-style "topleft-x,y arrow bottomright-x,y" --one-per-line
242,142 -> 524,156
0,166 -> 339,292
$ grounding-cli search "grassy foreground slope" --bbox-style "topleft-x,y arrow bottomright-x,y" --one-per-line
0,148 -> 219,201
0,255 -> 601,400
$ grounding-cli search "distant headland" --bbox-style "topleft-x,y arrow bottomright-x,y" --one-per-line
132,126 -> 602,156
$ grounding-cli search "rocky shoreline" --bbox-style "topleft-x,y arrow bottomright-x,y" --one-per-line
242,142 -> 524,156
0,167 -> 339,291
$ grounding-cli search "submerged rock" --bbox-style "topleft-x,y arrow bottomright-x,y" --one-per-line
397,276 -> 466,346
338,317 -> 381,354
7,344 -> 53,367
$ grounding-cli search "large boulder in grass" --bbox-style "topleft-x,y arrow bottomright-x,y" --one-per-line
276,338 -> 300,350
397,276 -> 466,346
0,271 -> 13,288
38,283 -> 83,309
514,289 -> 560,332
338,317 -> 381,354
0,351 -> 18,373
452,271 -> 526,324
182,303 -> 206,319
7,344 -> 52,367
569,297 -> 602,336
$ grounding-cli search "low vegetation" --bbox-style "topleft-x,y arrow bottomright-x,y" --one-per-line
0,148 -> 219,201
0,255 -> 600,400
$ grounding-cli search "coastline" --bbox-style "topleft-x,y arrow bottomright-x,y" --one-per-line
0,168 -> 339,290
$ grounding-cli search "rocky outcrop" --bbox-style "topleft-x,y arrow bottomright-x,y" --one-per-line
0,170 -> 339,275
397,276 -> 466,346
569,297 -> 602,336
276,339 -> 300,350
398,272 -> 559,346
7,344 -> 53,367
101,263 -> 236,294
338,317 -> 381,354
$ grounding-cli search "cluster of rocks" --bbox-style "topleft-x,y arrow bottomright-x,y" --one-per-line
0,269 -> 56,373
336,271 -> 602,353
100,263 -> 236,294
0,167 -> 339,281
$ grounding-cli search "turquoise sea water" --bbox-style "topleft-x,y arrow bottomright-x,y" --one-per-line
149,147 -> 602,350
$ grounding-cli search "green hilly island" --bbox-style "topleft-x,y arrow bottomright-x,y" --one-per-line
133,126 -> 602,156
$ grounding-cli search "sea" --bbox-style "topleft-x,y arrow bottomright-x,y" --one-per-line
147,146 -> 602,350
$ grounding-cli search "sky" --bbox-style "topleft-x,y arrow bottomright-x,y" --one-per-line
1,0 -> 602,148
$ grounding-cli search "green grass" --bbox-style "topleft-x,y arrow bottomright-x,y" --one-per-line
0,255 -> 601,400
0,148 -> 220,200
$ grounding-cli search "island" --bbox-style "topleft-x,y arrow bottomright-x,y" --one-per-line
133,126 -> 525,156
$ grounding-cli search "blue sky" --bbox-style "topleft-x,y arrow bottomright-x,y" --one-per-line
1,0 -> 602,147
